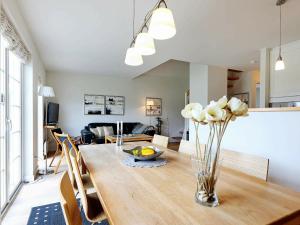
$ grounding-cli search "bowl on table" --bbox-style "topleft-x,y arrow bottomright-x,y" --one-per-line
123,146 -> 164,161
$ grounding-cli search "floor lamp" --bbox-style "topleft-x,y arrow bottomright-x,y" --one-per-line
38,86 -> 55,175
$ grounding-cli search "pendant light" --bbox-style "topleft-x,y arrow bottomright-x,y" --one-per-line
125,47 -> 143,66
135,29 -> 156,56
148,1 -> 176,40
275,0 -> 286,71
125,0 -> 143,66
125,0 -> 176,66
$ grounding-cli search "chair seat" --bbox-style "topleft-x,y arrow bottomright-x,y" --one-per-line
86,192 -> 106,223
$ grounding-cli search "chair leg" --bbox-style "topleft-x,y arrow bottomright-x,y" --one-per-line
49,145 -> 60,167
54,150 -> 64,174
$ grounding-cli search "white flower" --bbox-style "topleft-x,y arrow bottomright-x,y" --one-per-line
227,97 -> 248,116
205,104 -> 226,122
181,103 -> 203,119
192,108 -> 206,123
217,96 -> 228,109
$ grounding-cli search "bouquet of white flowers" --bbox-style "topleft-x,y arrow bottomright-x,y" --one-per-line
181,96 -> 248,207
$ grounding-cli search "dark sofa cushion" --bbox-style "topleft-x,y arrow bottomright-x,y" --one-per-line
87,122 -> 141,135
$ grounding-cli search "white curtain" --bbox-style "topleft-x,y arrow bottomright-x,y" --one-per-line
0,7 -> 31,63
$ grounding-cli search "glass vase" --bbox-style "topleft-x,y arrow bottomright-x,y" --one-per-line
191,157 -> 221,207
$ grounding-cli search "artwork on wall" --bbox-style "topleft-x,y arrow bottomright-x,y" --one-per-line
84,95 -> 105,115
105,95 -> 125,115
146,97 -> 162,116
233,92 -> 249,105
84,94 -> 125,115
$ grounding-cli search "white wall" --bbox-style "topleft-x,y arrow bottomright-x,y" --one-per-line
191,111 -> 300,191
270,40 -> 300,103
46,60 -> 189,139
3,0 -> 46,181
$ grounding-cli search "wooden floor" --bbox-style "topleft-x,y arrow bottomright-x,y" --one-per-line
2,155 -> 67,225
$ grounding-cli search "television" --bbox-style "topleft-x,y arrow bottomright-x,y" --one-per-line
47,102 -> 59,125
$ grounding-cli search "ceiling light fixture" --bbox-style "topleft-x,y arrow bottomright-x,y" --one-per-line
275,0 -> 286,71
125,0 -> 143,66
125,0 -> 176,66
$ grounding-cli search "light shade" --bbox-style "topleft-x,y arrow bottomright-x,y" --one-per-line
38,86 -> 55,97
135,32 -> 156,56
125,47 -> 143,66
147,100 -> 154,106
275,56 -> 285,71
149,8 -> 176,40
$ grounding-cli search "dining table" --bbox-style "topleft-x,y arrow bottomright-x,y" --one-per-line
79,141 -> 300,225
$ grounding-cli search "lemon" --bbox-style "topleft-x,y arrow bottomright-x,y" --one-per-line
141,148 -> 155,156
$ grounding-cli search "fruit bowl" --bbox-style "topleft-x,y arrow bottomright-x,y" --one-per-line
123,146 -> 164,161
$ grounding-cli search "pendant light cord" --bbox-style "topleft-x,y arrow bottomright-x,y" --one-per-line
133,0 -> 135,40
279,5 -> 282,55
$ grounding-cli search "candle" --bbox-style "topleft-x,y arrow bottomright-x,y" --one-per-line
117,121 -> 119,135
121,121 -> 123,135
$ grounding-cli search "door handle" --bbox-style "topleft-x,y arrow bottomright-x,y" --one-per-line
6,119 -> 12,130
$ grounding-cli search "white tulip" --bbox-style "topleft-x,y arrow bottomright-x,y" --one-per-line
181,103 -> 203,119
217,96 -> 228,109
205,104 -> 225,122
227,97 -> 248,116
192,109 -> 206,123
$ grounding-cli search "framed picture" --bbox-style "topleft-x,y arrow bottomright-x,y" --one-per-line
84,94 -> 125,115
146,97 -> 162,116
105,95 -> 125,115
233,92 -> 249,105
84,94 -> 105,115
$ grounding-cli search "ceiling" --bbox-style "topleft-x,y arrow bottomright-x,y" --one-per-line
16,0 -> 300,77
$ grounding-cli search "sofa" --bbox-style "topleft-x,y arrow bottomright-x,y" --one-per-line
81,122 -> 155,144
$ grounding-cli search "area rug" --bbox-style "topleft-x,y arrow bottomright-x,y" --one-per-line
27,200 -> 109,225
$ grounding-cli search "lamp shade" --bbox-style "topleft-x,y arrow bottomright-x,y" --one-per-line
147,100 -> 154,106
125,47 -> 143,66
275,56 -> 285,71
149,8 -> 176,40
38,86 -> 55,97
135,32 -> 156,56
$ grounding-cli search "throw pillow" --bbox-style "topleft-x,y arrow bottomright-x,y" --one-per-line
132,124 -> 148,134
132,124 -> 143,134
96,126 -> 105,137
90,127 -> 99,137
103,126 -> 114,136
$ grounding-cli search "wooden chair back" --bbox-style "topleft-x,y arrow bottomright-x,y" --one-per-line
50,128 -> 63,147
59,171 -> 82,225
179,140 -> 206,156
62,140 -> 77,190
69,148 -> 89,219
152,134 -> 169,148
54,133 -> 79,156
220,148 -> 269,181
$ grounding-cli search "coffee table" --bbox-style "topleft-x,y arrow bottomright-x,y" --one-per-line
105,134 -> 153,144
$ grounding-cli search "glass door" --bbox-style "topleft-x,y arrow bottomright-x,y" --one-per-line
0,35 -> 7,211
0,36 -> 23,213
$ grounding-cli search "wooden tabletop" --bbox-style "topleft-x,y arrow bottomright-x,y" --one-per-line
79,142 -> 300,225
105,134 -> 153,143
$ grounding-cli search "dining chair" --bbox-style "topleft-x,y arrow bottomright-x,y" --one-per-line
152,134 -> 169,148
53,133 -> 80,174
59,171 -> 82,225
49,128 -> 63,167
69,149 -> 107,224
62,140 -> 93,194
179,140 -> 206,157
220,148 -> 269,181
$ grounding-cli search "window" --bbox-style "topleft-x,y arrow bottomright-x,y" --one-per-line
0,36 -> 23,213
